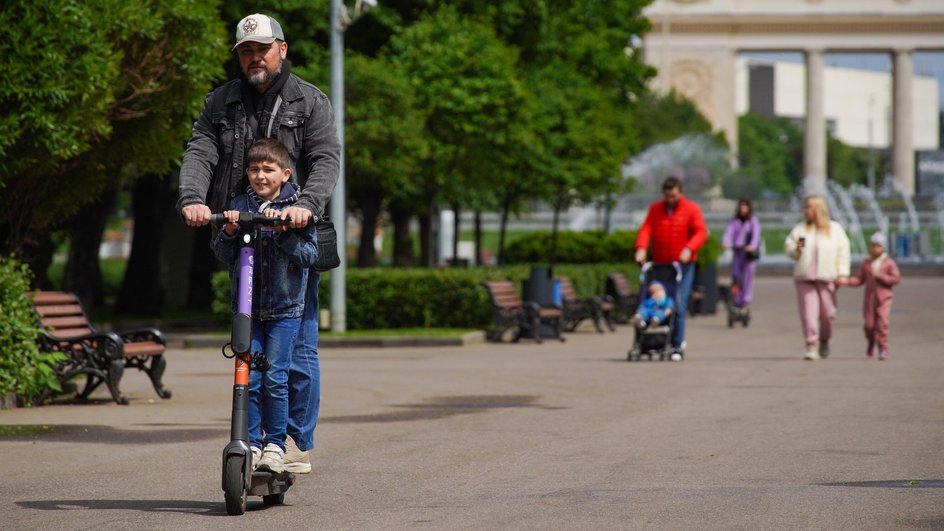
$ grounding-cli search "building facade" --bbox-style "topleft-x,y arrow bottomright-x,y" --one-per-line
642,0 -> 944,195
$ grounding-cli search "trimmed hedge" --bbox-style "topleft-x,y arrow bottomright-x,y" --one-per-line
212,263 -> 641,330
504,230 -> 637,264
504,229 -> 721,267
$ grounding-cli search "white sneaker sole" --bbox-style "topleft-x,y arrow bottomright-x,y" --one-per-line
284,461 -> 312,474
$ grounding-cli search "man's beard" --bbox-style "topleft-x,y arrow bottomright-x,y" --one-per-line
246,61 -> 282,87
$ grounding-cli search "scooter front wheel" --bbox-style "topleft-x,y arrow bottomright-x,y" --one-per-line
223,455 -> 247,515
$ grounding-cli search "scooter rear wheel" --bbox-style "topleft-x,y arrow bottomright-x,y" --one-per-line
223,455 -> 247,515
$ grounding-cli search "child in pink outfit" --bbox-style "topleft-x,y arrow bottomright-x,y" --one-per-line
841,232 -> 901,360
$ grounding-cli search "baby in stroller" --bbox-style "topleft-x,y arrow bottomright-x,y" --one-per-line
632,281 -> 674,328
627,263 -> 683,362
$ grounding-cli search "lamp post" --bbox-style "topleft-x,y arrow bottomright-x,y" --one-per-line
329,0 -> 375,333
867,93 -> 876,192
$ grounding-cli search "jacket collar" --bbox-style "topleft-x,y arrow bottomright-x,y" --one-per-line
246,181 -> 300,212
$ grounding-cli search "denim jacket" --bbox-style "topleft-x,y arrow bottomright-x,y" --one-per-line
177,73 -> 341,218
211,182 -> 319,320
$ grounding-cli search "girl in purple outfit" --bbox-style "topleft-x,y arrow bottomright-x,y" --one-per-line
722,199 -> 762,309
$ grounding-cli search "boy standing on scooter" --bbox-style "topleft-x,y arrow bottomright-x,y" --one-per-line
212,139 -> 319,473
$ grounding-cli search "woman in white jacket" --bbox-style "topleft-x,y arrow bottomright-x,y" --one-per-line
785,195 -> 851,360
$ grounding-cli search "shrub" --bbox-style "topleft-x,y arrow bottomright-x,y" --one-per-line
504,230 -> 636,264
0,256 -> 64,404
503,229 -> 721,267
212,263 -> 641,330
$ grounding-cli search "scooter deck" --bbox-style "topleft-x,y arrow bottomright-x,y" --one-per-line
248,469 -> 296,497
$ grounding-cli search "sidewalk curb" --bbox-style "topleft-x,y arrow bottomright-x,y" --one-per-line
168,331 -> 486,350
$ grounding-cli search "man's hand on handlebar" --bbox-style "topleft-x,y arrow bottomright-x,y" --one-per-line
262,208 -> 290,231
279,206 -> 312,230
634,248 -> 646,264
182,204 -> 212,227
679,247 -> 692,264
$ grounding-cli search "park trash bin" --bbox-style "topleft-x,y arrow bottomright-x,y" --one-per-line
522,266 -> 559,338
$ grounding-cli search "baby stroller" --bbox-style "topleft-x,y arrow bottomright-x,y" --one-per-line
627,262 -> 683,362
721,275 -> 751,328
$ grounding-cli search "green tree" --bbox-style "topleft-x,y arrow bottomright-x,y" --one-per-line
0,0 -> 226,308
729,113 -> 803,198
635,90 -> 716,150
386,7 -> 530,266
344,53 -> 427,266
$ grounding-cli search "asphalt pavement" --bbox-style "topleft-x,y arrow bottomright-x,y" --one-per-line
2,275 -> 943,530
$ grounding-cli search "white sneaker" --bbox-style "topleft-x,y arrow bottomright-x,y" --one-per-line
804,345 -> 821,361
250,446 -> 262,470
284,435 -> 312,474
670,352 -> 683,362
256,443 -> 285,473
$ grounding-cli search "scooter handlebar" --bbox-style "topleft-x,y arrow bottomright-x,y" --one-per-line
210,212 -> 294,228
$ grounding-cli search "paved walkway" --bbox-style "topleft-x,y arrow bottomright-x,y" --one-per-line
2,276 -> 943,530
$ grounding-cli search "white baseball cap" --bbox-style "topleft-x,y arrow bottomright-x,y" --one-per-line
870,232 -> 887,247
233,14 -> 285,50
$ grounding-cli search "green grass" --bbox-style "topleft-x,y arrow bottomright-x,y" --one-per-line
46,258 -> 127,296
320,327 -> 477,338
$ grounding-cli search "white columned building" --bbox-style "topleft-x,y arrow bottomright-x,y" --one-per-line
642,0 -> 944,195
804,48 -> 826,192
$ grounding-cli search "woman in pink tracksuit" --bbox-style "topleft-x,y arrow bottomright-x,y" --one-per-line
785,195 -> 851,361
839,232 -> 900,360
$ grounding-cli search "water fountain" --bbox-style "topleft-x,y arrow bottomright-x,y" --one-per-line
849,183 -> 889,237
622,133 -> 730,194
797,176 -> 934,261
883,176 -> 921,260
826,180 -> 868,256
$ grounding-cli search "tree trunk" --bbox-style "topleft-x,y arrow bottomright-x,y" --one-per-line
418,212 -> 433,267
18,228 -> 55,290
186,225 -> 216,309
389,203 -> 414,267
115,173 -> 170,315
356,192 -> 382,267
451,203 -> 460,266
498,196 -> 511,266
474,210 -> 483,266
64,190 -> 117,309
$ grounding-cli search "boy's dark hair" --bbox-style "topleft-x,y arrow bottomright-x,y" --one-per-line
662,176 -> 682,192
247,138 -> 291,171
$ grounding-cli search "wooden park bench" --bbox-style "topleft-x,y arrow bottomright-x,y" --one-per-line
481,280 -> 564,343
555,276 -> 616,333
605,272 -> 639,323
30,291 -> 172,405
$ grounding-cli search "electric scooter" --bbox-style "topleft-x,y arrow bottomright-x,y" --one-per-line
724,275 -> 751,328
211,212 -> 297,515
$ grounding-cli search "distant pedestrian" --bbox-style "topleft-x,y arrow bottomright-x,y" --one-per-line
838,232 -> 900,360
634,176 -> 708,359
785,195 -> 851,361
722,198 -> 761,310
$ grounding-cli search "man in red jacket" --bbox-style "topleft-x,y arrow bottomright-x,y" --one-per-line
634,177 -> 708,359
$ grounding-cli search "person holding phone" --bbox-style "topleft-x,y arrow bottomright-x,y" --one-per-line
785,195 -> 851,360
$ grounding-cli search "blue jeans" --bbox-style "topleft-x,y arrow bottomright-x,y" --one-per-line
672,263 -> 696,349
287,272 -> 321,452
248,317 -> 300,450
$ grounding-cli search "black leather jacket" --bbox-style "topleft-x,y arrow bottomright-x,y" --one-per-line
177,74 -> 341,218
